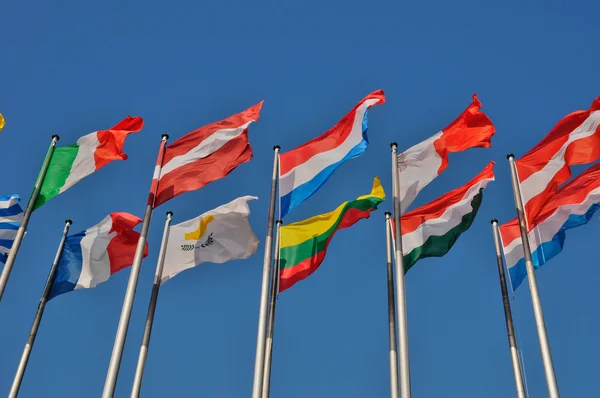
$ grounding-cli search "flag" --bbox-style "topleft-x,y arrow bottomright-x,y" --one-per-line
49,212 -> 148,299
515,97 -> 600,229
0,113 -> 5,132
0,195 -> 23,263
279,177 -> 385,292
397,94 -> 495,212
395,162 -> 494,272
278,90 -> 386,218
150,102 -> 263,207
161,196 -> 259,284
500,162 -> 600,290
34,117 -> 144,209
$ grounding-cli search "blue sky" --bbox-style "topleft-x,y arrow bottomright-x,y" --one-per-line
1,0 -> 599,397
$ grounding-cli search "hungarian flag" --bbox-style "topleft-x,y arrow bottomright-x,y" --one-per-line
393,162 -> 494,272
515,97 -> 600,229
397,94 -> 495,212
149,102 -> 263,207
279,177 -> 384,292
35,117 -> 144,209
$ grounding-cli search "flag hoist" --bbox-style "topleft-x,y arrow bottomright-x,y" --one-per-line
385,212 -> 400,398
491,220 -> 526,398
390,142 -> 411,398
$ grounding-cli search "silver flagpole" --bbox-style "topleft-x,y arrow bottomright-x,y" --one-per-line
251,145 -> 280,398
262,219 -> 282,398
0,135 -> 60,301
390,143 -> 411,398
491,219 -> 526,398
385,212 -> 400,398
507,154 -> 559,397
8,219 -> 72,398
103,134 -> 169,398
131,211 -> 173,398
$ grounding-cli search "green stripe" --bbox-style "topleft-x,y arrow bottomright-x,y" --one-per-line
34,145 -> 79,210
280,195 -> 383,269
403,190 -> 483,272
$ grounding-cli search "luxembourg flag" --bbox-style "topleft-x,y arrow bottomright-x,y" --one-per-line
49,212 -> 148,300
500,162 -> 600,290
278,90 -> 386,218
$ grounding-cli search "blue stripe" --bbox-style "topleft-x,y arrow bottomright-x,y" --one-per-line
0,202 -> 23,218
48,232 -> 85,300
0,253 -> 7,264
0,194 -> 21,203
0,239 -> 16,249
280,111 -> 370,218
0,222 -> 19,230
509,202 -> 600,290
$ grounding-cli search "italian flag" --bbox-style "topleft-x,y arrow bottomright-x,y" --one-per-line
279,177 -> 385,292
394,162 -> 495,272
34,117 -> 143,209
397,94 -> 495,212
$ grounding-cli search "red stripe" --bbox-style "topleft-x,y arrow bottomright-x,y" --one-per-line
94,116 -> 144,169
154,132 -> 252,207
278,206 -> 375,292
106,212 -> 148,275
279,90 -> 385,176
399,162 -> 495,234
516,97 -> 600,182
434,94 -> 495,174
498,218 -> 520,247
161,102 -> 262,164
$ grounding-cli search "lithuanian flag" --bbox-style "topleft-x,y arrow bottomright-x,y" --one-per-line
279,177 -> 385,292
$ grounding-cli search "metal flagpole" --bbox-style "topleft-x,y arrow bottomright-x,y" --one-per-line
507,154 -> 559,398
390,143 -> 412,398
385,212 -> 400,398
0,135 -> 60,301
8,219 -> 72,398
262,219 -> 281,398
131,211 -> 173,398
491,219 -> 526,398
251,145 -> 280,398
103,134 -> 169,398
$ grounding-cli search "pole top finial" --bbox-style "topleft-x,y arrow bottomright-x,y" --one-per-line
166,211 -> 173,217
276,219 -> 283,225
385,211 -> 391,217
491,219 -> 498,224
273,145 -> 281,151
52,134 -> 60,141
507,153 -> 515,160
65,219 -> 73,225
390,142 -> 398,149
161,133 -> 169,140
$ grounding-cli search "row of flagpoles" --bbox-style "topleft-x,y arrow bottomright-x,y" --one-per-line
0,92 -> 598,397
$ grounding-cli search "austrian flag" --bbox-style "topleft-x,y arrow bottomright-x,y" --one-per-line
149,102 -> 263,207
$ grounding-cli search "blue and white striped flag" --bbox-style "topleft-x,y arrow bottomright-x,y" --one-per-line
0,195 -> 24,263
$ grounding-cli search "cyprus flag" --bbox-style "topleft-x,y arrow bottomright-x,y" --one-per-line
162,196 -> 260,283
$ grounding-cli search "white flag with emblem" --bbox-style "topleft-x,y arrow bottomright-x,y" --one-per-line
162,196 -> 260,284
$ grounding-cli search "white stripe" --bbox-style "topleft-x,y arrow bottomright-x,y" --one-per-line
159,122 -> 253,178
60,131 -> 100,193
0,196 -> 20,209
402,177 -> 493,254
0,229 -> 18,241
397,132 -> 443,212
279,98 -> 381,197
75,215 -> 116,289
520,111 -> 600,205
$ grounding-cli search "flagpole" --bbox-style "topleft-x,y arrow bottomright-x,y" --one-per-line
0,134 -> 59,301
131,211 -> 173,398
385,212 -> 400,398
252,145 -> 280,398
8,219 -> 71,398
262,219 -> 281,398
507,154 -> 559,398
103,134 -> 169,398
491,219 -> 526,398
390,143 -> 411,398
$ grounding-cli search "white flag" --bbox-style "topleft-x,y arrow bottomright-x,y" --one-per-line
162,196 -> 260,284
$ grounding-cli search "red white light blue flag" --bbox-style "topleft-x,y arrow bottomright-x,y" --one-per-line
49,212 -> 148,300
278,90 -> 386,218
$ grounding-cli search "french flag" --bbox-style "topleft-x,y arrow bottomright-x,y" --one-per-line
49,212 -> 148,300
500,162 -> 600,290
516,97 -> 600,229
278,90 -> 386,218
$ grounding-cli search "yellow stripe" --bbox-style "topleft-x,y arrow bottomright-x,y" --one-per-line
280,177 -> 384,249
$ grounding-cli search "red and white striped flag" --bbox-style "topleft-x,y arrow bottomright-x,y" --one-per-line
516,97 -> 600,229
148,101 -> 263,207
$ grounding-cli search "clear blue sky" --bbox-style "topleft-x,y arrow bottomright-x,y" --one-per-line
1,1 -> 599,397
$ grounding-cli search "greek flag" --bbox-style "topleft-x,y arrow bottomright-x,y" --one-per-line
0,195 -> 24,263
